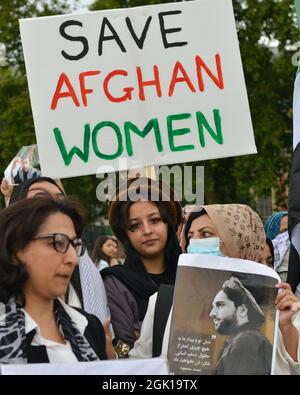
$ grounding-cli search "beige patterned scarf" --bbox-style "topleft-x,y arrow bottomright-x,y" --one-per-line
203,204 -> 266,262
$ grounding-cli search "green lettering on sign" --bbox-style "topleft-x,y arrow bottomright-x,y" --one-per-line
167,113 -> 195,152
196,109 -> 223,147
124,118 -> 163,156
92,121 -> 123,160
53,125 -> 90,165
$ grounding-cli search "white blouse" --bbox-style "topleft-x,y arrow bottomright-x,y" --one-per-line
23,300 -> 88,363
96,259 -> 109,272
129,292 -> 171,359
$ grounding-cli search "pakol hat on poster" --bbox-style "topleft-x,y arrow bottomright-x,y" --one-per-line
222,276 -> 265,325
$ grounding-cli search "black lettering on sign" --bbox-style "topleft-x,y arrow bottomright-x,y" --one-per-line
98,17 -> 126,56
125,16 -> 152,49
158,10 -> 188,49
60,20 -> 89,61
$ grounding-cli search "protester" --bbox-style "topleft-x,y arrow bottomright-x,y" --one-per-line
8,177 -> 111,325
184,204 -> 266,260
130,203 -> 299,376
101,177 -> 182,353
91,236 -> 119,271
0,197 -> 108,363
129,203 -> 267,359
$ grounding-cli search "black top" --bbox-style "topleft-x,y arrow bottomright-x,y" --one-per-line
148,272 -> 169,287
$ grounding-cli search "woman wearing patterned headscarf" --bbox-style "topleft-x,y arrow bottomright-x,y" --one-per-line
129,203 -> 267,361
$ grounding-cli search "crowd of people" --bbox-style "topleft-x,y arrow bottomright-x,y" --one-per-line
0,171 -> 300,375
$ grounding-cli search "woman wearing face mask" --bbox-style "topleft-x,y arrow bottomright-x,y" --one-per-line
129,204 -> 267,360
0,197 -> 108,364
184,204 -> 265,260
195,207 -> 300,375
101,177 -> 182,354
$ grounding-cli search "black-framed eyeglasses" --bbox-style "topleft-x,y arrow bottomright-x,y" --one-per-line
32,233 -> 86,257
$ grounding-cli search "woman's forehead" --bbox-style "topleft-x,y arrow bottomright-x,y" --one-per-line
190,214 -> 215,229
128,201 -> 158,217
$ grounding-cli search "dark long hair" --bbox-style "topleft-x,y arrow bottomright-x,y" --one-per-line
119,201 -> 182,283
91,236 -> 118,265
0,196 -> 84,304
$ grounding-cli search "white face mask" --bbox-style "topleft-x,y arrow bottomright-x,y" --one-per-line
187,237 -> 224,256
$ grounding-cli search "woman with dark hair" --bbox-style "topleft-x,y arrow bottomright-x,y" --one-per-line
0,197 -> 107,364
91,236 -> 118,271
130,204 -> 299,374
101,177 -> 182,353
5,176 -> 111,326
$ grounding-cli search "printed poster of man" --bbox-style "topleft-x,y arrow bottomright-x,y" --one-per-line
4,144 -> 41,186
167,255 -> 280,375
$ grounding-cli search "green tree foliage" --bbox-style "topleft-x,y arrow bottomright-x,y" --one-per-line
0,0 -> 103,221
0,0 -> 73,68
90,0 -> 179,12
0,1 -> 106,221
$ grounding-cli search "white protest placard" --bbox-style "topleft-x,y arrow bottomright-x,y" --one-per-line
167,255 -> 280,375
20,0 -> 256,179
0,357 -> 169,375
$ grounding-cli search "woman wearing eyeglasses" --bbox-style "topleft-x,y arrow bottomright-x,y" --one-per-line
8,176 -> 111,330
0,197 -> 108,364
